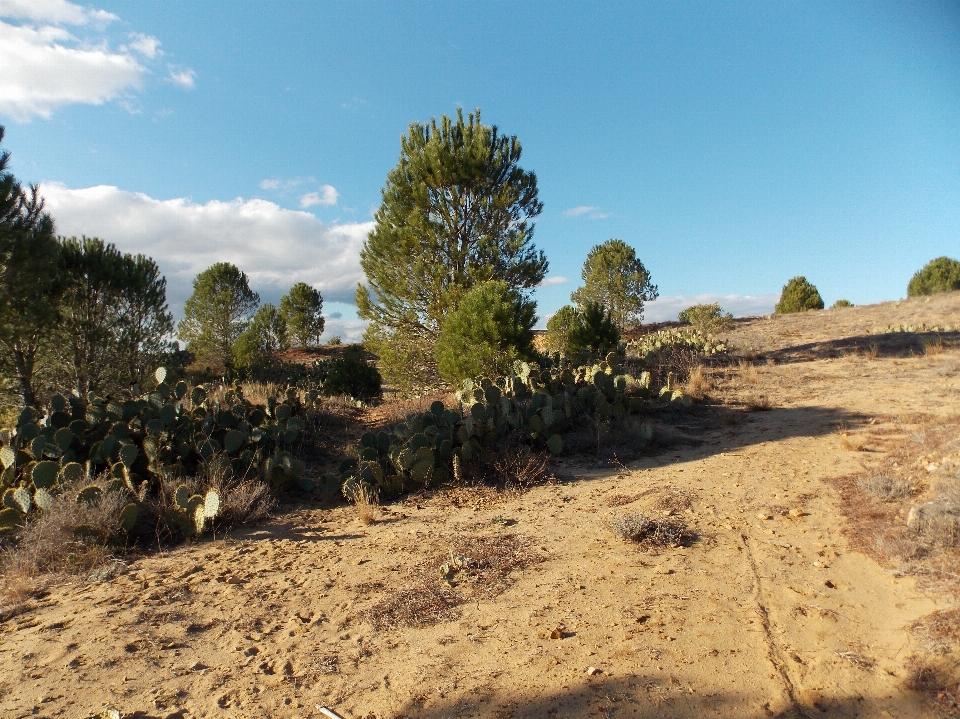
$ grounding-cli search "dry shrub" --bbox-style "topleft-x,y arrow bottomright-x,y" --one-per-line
490,444 -> 550,488
610,512 -> 694,548
865,344 -> 879,360
361,533 -> 541,629
911,609 -> 960,655
745,392 -> 772,411
684,365 -> 710,400
924,336 -> 945,356
739,360 -> 760,385
2,474 -> 126,579
858,471 -> 914,501
653,488 -> 694,514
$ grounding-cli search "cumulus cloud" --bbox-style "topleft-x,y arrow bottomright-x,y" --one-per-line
167,68 -> 195,89
0,1 -> 193,121
562,205 -> 610,220
538,275 -> 570,287
0,0 -> 116,25
299,184 -> 338,208
40,183 -> 373,318
127,33 -> 161,58
321,319 -> 366,344
643,293 -> 779,322
0,21 -> 144,120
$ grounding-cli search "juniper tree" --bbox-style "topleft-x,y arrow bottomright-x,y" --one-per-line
356,108 -> 547,392
775,276 -> 824,313
907,257 -> 960,297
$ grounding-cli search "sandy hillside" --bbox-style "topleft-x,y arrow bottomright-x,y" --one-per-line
2,293 -> 960,719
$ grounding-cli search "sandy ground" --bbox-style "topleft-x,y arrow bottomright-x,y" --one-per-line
2,293 -> 959,719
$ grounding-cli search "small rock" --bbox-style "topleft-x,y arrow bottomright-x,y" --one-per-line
757,512 -> 773,521
550,628 -> 563,639
824,580 -> 835,589
656,566 -> 674,575
788,509 -> 805,518
812,561 -> 827,569
189,661 -> 208,671
225,575 -> 245,585
587,666 -> 600,676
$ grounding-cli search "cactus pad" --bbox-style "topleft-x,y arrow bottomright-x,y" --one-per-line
30,461 -> 59,489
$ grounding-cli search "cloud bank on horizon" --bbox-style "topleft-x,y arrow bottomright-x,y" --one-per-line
0,0 -> 194,120
41,182 -> 373,326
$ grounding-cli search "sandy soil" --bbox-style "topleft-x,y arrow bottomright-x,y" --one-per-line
2,293 -> 959,719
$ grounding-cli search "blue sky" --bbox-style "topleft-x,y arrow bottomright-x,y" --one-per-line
1,0 -> 958,340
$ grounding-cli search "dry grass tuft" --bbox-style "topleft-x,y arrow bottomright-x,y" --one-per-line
857,471 -> 914,501
738,360 -> 760,385
910,608 -> 960,655
610,512 -> 694,549
745,393 -> 772,411
653,488 -> 694,514
684,365 -> 711,400
351,484 -> 380,525
361,533 -> 542,629
865,344 -> 879,360
923,336 -> 944,356
839,430 -> 867,452
719,409 -> 742,426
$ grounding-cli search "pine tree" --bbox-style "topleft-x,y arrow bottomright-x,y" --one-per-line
571,239 -> 657,329
279,282 -> 324,347
0,126 -> 60,407
356,108 -> 547,392
177,262 -> 259,369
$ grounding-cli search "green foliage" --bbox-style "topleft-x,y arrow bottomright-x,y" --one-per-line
570,239 -> 657,329
53,236 -> 175,398
357,108 -> 547,389
177,262 -> 259,368
322,345 -> 382,401
677,303 -> 733,333
279,282 -> 324,347
435,281 -> 537,385
569,302 -> 620,355
0,370 -> 312,530
0,125 -> 60,407
545,305 -> 581,354
233,304 -> 290,374
326,335 -> 342,346
907,256 -> 960,297
775,276 -> 824,314
831,299 -> 854,309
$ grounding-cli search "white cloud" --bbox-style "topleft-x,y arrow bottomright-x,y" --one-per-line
320,319 -> 366,345
259,179 -> 280,190
643,293 -> 779,322
0,3 -> 193,121
299,184 -> 338,208
0,21 -> 144,120
0,0 -> 116,26
127,33 -> 161,58
40,183 -> 374,321
167,68 -> 195,89
562,205 -> 610,220
539,275 -> 569,287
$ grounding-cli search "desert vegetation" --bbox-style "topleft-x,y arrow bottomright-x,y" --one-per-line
3,114 -> 960,719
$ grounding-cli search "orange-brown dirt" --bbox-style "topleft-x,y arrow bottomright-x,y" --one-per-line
2,292 -> 960,719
